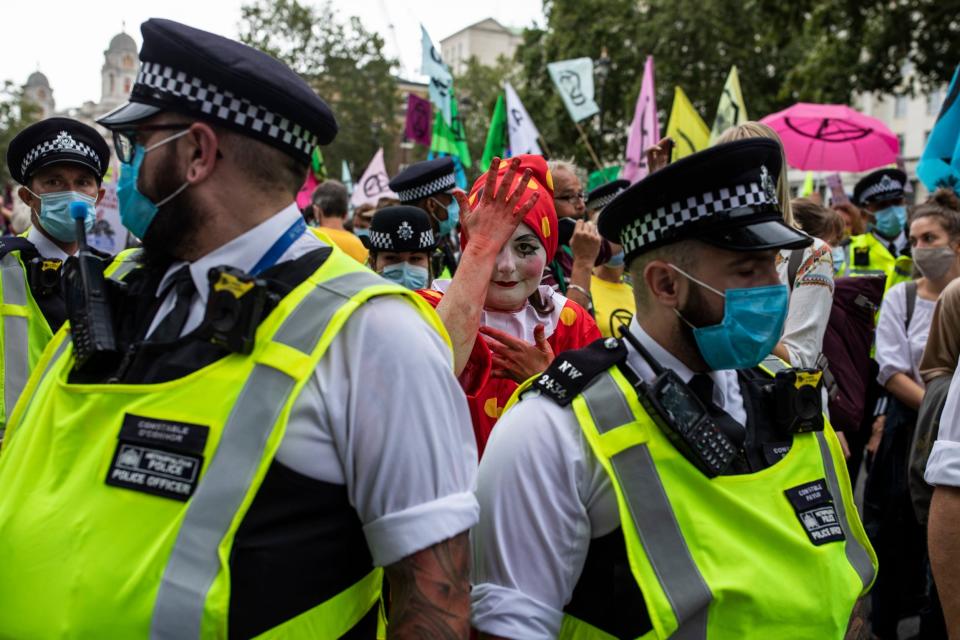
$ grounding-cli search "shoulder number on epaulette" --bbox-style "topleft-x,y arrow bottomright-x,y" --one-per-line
534,337 -> 628,406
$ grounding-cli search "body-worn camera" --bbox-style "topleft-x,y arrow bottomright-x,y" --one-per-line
774,368 -> 825,434
199,267 -> 271,355
27,258 -> 62,298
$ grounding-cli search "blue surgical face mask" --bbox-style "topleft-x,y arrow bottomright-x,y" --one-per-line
381,261 -> 429,290
354,227 -> 370,238
26,188 -> 96,242
871,204 -> 906,238
671,264 -> 789,371
606,250 -> 625,268
831,246 -> 846,273
117,129 -> 191,239
433,195 -> 460,237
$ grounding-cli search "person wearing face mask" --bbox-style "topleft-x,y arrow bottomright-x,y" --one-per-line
0,19 -> 480,638
389,157 -> 461,278
866,189 -> 960,639
418,155 -> 601,455
471,139 -> 876,639
363,205 -> 435,290
836,168 -> 914,294
586,180 -> 635,338
0,117 -> 110,433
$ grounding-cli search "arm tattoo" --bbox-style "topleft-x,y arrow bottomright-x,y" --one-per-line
385,532 -> 471,639
844,596 -> 871,640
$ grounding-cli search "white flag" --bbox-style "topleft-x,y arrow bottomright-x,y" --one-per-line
547,57 -> 599,123
504,82 -> 542,156
350,148 -> 397,208
421,25 -> 453,126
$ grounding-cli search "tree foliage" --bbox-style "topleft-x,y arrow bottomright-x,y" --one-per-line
511,0 -> 960,167
238,0 -> 400,177
0,81 -> 40,187
452,55 -> 517,183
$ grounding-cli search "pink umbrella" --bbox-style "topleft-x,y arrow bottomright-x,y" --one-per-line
760,103 -> 899,172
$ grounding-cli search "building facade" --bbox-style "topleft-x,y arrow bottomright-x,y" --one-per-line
440,18 -> 522,76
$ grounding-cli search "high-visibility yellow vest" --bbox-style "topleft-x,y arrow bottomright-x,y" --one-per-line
511,360 -> 877,639
0,244 -> 450,638
838,232 -> 913,294
0,246 -> 57,432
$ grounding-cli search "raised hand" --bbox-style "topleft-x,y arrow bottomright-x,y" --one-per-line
457,157 -> 540,258
644,136 -> 675,176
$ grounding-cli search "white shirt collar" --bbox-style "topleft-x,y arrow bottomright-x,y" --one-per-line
27,225 -> 72,261
156,202 -> 303,302
871,229 -> 907,253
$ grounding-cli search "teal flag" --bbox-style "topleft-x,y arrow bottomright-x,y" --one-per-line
918,65 -> 960,191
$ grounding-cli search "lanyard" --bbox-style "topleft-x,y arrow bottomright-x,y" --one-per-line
250,217 -> 307,276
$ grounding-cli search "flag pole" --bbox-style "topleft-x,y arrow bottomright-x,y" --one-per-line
574,122 -> 603,171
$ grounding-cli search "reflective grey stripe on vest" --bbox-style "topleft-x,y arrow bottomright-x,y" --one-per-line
107,250 -> 143,283
815,431 -> 875,590
150,270 -> 388,639
1,254 -> 30,429
581,372 -> 711,638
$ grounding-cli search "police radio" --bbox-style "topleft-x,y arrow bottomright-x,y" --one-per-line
617,326 -> 737,477
62,201 -> 118,371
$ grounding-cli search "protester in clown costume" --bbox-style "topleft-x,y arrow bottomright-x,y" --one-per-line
419,156 -> 600,455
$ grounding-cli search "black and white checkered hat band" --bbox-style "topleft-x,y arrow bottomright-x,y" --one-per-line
21,138 -> 101,180
369,229 -> 436,251
396,172 -> 456,202
587,191 -> 622,212
860,179 -> 903,202
620,181 -> 773,254
136,61 -> 318,158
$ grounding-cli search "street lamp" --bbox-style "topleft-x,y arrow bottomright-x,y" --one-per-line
594,47 -> 612,134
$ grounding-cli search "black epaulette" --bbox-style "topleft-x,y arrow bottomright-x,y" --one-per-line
0,237 -> 38,260
533,336 -> 628,406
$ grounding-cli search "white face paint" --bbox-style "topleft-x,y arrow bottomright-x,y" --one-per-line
485,222 -> 547,311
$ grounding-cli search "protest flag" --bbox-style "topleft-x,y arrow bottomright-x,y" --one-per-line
504,82 -> 543,156
622,56 -> 659,183
350,148 -> 397,208
547,57 -> 600,123
918,64 -> 960,191
587,166 -> 622,192
421,25 -> 453,126
800,171 -> 815,197
481,94 -> 508,172
666,86 -> 710,161
709,65 -> 748,143
430,88 -> 472,188
405,94 -> 433,147
341,159 -> 353,195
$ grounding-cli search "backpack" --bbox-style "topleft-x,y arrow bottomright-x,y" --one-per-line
820,275 -> 887,432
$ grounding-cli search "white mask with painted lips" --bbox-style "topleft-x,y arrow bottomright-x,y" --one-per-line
485,222 -> 547,311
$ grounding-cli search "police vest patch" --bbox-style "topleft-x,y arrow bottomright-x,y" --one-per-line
784,479 -> 845,545
534,337 -> 628,406
105,414 -> 210,501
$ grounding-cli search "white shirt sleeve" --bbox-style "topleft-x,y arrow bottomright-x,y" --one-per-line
875,282 -> 911,387
926,366 -> 960,487
779,240 -> 835,368
471,392 -> 616,639
276,295 -> 479,567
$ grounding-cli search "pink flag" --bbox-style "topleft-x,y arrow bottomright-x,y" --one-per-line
296,170 -> 320,210
405,94 -> 433,147
621,56 -> 660,184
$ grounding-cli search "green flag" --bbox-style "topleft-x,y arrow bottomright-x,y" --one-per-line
430,87 -> 472,169
480,94 -> 507,172
311,147 -> 327,180
587,166 -> 622,192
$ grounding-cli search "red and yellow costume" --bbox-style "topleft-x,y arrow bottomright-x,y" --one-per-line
419,156 -> 600,455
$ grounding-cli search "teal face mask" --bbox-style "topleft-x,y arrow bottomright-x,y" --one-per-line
831,246 -> 846,273
354,227 -> 370,238
117,129 -> 191,239
672,264 -> 789,371
432,196 -> 460,237
871,204 -> 906,238
26,189 -> 96,242
606,250 -> 625,268
381,261 -> 429,290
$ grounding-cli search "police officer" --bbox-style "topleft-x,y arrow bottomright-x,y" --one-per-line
471,139 -> 876,638
837,168 -> 913,291
364,205 -> 437,290
389,157 -> 460,276
0,117 -> 109,432
0,19 -> 478,638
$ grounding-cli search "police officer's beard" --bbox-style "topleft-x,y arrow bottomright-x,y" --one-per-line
674,283 -> 722,365
140,149 -> 203,268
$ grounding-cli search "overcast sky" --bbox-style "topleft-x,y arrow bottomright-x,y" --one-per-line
0,0 -> 545,110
